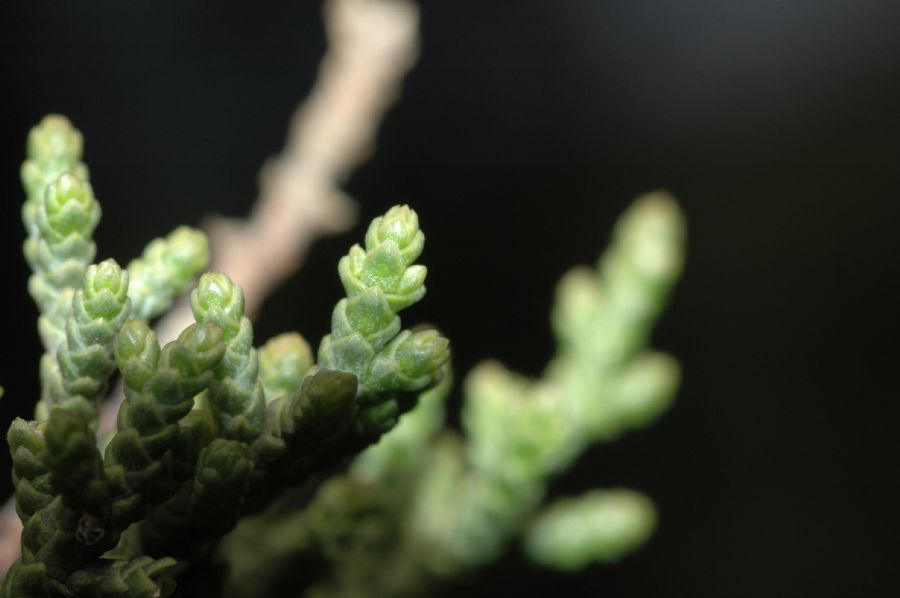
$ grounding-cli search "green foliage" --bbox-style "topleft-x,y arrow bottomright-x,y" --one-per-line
21,115 -> 89,238
524,489 -> 657,570
3,116 -> 684,597
241,193 -> 685,597
315,205 -> 449,443
52,260 -> 131,424
127,226 -> 210,321
66,556 -> 177,598
191,272 -> 267,443
27,171 -> 99,345
258,333 -> 313,400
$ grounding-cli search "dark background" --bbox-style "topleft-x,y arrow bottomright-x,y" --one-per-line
2,1 -> 899,596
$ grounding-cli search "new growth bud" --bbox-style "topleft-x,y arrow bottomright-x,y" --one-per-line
525,490 -> 657,570
116,319 -> 161,393
38,173 -> 100,244
166,322 -> 226,380
258,333 -> 313,400
26,115 -> 84,166
127,226 -> 210,320
191,272 -> 245,340
81,259 -> 129,321
21,115 -> 88,213
366,329 -> 450,394
339,205 -> 427,312
364,204 -> 425,265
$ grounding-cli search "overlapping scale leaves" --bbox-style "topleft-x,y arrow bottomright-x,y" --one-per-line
318,205 -> 450,435
191,272 -> 267,443
214,195 -> 684,598
5,188 -> 451,596
271,194 -> 685,597
127,226 -> 210,321
5,113 -> 685,598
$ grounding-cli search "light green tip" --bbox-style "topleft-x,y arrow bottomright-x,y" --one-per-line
339,205 -> 427,313
524,489 -> 657,570
607,191 -> 686,284
612,351 -> 680,429
394,329 -> 450,378
81,259 -> 130,320
366,329 -> 450,394
153,226 -> 210,279
167,322 -> 227,378
115,319 -> 161,393
21,115 -> 88,213
37,173 -> 100,244
127,225 -> 210,321
364,204 -> 425,266
258,333 -> 313,401
26,114 -> 84,165
191,272 -> 245,339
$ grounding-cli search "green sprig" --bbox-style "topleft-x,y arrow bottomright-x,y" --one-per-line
21,115 -> 89,235
404,193 -> 685,580
4,416 -> 84,597
137,439 -> 253,558
524,490 -> 657,570
318,205 -> 449,435
26,173 -> 101,342
3,322 -> 225,597
127,226 -> 210,321
105,320 -> 225,531
36,260 -> 132,424
258,333 -> 313,401
191,272 -> 267,443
